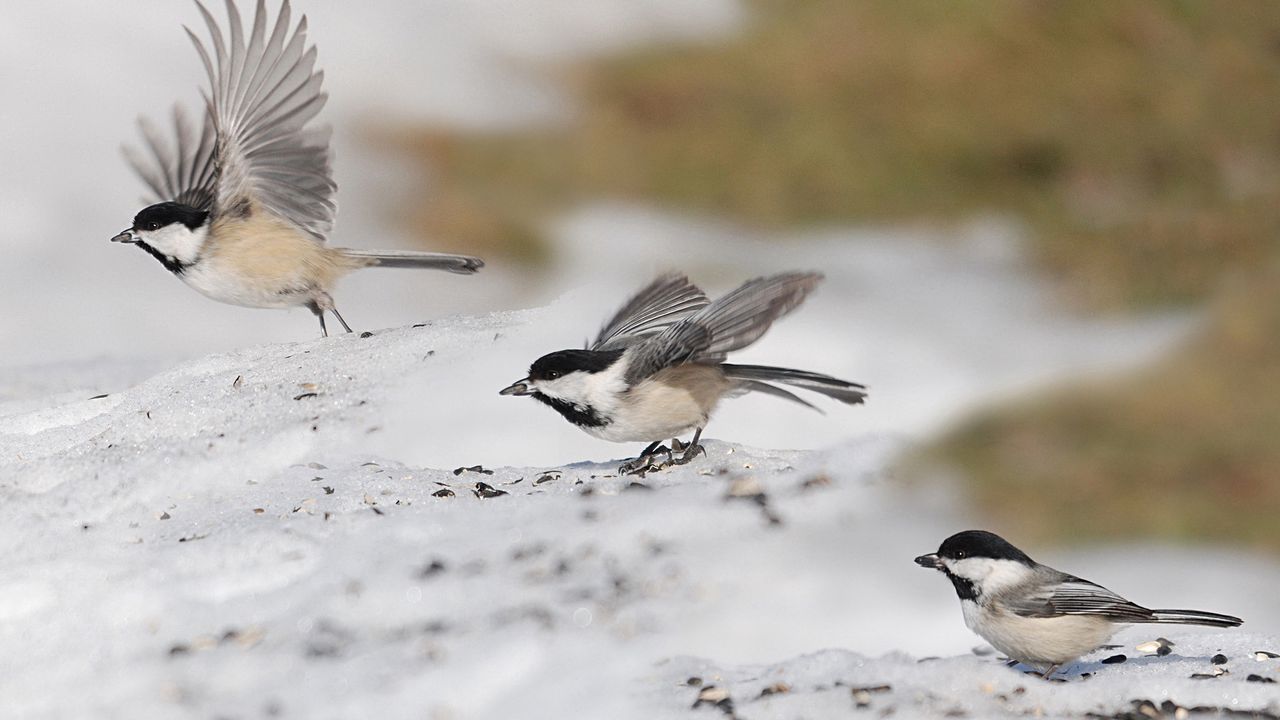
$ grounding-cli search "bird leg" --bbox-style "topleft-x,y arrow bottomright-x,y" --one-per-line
666,428 -> 706,466
308,301 -> 330,338
618,441 -> 671,476
618,431 -> 706,475
310,293 -> 354,337
330,306 -> 354,334
1039,664 -> 1061,680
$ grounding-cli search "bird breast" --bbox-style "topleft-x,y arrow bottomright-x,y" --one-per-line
584,365 -> 730,443
183,213 -> 365,309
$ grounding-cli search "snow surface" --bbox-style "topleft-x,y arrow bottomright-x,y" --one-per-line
3,313 -> 1277,719
3,3 -> 1278,718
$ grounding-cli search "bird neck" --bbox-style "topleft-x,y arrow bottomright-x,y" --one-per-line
531,392 -> 611,428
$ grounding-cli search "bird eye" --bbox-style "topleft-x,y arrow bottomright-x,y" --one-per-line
546,370 -> 561,380
955,550 -> 967,559
145,222 -> 161,231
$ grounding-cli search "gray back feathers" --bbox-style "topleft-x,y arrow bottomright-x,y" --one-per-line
124,0 -> 336,241
625,272 -> 822,383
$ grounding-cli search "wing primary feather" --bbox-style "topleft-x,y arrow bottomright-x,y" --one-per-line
623,273 -> 822,382
592,273 -> 710,351
224,0 -> 248,121
123,0 -> 334,237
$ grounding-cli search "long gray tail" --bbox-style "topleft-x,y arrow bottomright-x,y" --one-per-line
1148,609 -> 1242,628
341,249 -> 484,274
722,364 -> 867,410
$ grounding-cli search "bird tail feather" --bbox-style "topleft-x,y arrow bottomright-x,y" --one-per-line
1148,609 -> 1242,628
340,249 -> 484,274
722,364 -> 867,409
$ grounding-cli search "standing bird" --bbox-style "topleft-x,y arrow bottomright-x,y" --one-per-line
915,530 -> 1243,679
500,272 -> 867,473
111,0 -> 483,336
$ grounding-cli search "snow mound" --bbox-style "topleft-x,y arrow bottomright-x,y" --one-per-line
655,641 -> 1280,719
2,312 -> 1276,720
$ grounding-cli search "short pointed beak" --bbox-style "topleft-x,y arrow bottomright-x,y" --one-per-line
915,553 -> 942,570
500,379 -> 533,396
111,229 -> 137,244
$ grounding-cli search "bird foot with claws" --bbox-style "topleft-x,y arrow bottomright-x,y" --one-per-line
666,441 -> 706,467
618,446 -> 671,476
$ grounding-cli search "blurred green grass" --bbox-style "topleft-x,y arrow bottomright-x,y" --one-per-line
387,0 -> 1280,548
925,269 -> 1280,551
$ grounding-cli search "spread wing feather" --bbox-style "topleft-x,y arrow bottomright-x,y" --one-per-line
592,273 -> 710,351
123,0 -> 336,241
123,105 -> 218,210
625,272 -> 822,383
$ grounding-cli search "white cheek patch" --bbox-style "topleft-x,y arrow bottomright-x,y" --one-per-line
534,362 -> 628,412
534,373 -> 592,403
137,223 -> 208,265
945,557 -> 1032,594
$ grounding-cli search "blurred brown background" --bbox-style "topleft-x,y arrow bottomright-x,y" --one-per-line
384,0 -> 1280,551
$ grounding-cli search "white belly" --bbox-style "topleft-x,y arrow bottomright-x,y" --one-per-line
582,378 -> 712,443
181,260 -> 311,309
963,600 -> 1116,666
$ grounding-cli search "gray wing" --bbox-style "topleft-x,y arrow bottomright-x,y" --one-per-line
592,273 -> 710,352
123,103 -> 219,211
190,0 -> 335,240
1005,576 -> 1156,623
624,272 -> 822,383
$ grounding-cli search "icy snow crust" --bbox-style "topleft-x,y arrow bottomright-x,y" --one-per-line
2,314 -> 1277,719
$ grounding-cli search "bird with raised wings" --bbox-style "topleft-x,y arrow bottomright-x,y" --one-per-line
501,272 -> 867,474
111,0 -> 483,335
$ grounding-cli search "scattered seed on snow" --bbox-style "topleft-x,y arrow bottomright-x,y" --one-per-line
1137,639 -> 1173,655
799,474 -> 832,491
757,682 -> 790,698
473,482 -> 507,499
1255,650 -> 1280,661
726,477 -> 764,498
1101,654 -> 1127,664
453,465 -> 494,476
692,685 -> 730,707
1211,653 -> 1228,664
432,488 -> 455,498
418,560 -> 447,578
